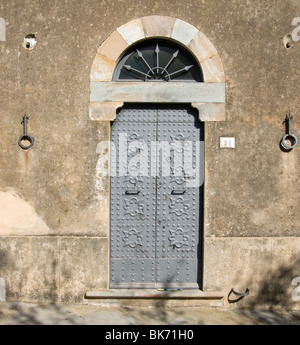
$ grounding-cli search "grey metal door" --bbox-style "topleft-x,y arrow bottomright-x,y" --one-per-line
110,104 -> 203,289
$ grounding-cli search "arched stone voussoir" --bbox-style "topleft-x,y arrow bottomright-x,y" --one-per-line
141,15 -> 176,38
97,30 -> 129,62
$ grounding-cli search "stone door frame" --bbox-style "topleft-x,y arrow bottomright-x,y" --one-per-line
89,15 -> 226,291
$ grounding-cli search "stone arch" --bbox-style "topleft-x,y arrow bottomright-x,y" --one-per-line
89,16 -> 225,122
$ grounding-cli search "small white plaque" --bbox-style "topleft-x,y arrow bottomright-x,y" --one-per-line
220,137 -> 235,148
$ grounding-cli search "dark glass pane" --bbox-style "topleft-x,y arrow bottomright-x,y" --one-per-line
115,39 -> 203,82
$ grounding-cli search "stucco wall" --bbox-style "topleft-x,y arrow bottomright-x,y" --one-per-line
0,0 -> 300,308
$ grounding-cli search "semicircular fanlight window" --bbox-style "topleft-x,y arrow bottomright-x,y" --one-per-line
113,39 -> 203,82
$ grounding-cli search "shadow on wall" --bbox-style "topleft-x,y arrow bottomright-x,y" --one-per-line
241,257 -> 300,311
0,302 -> 86,325
228,257 -> 300,325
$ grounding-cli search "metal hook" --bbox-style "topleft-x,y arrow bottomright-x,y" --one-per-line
281,112 -> 298,150
18,112 -> 34,150
228,288 -> 249,304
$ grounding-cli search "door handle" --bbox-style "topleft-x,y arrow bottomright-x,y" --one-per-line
171,190 -> 185,195
125,190 -> 140,195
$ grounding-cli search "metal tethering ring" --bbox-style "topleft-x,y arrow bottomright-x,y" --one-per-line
18,134 -> 34,150
281,134 -> 298,150
228,288 -> 249,303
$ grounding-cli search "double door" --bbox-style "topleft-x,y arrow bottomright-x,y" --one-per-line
110,104 -> 203,289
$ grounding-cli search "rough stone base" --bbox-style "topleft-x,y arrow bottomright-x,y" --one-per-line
0,236 -> 300,310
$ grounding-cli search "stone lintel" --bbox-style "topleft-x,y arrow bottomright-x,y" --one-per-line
90,82 -> 225,104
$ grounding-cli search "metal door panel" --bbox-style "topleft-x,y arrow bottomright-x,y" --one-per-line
115,104 -> 157,123
110,104 -> 203,289
157,104 -> 198,123
156,121 -> 201,287
111,259 -> 156,288
156,259 -> 199,288
110,115 -> 157,288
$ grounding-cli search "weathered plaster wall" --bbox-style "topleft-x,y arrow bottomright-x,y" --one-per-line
0,0 -> 299,307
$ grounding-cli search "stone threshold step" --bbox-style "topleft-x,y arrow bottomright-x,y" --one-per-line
85,290 -> 225,300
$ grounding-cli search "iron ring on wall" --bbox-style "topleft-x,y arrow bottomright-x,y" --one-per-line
281,133 -> 298,150
18,134 -> 34,150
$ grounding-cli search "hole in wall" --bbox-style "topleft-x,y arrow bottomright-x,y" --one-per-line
283,34 -> 293,49
22,34 -> 37,50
